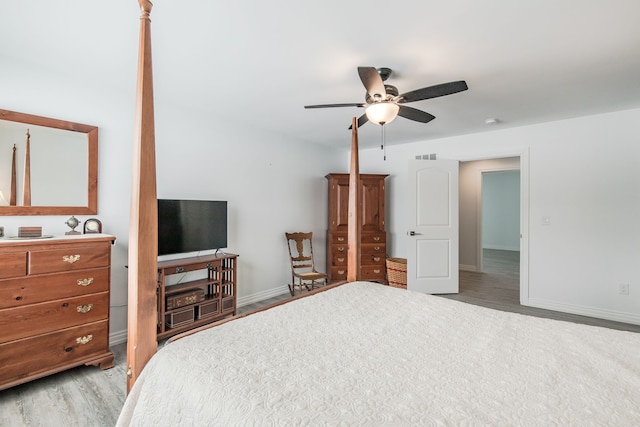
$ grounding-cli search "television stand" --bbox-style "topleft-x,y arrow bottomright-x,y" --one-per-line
156,253 -> 238,340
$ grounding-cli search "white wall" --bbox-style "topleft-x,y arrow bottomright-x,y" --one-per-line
0,59 -> 345,344
358,108 -> 640,325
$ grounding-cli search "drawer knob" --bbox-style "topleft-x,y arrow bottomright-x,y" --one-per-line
338,247 -> 345,252
374,246 -> 381,251
76,335 -> 93,345
77,278 -> 94,287
15,296 -> 23,301
373,236 -> 380,241
63,254 -> 81,264
372,256 -> 381,262
337,257 -> 344,262
337,237 -> 345,242
374,269 -> 381,274
338,270 -> 345,274
77,304 -> 94,313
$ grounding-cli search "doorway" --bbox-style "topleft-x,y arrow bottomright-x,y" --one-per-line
456,156 -> 525,308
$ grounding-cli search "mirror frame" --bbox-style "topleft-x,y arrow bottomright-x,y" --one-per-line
0,109 -> 98,216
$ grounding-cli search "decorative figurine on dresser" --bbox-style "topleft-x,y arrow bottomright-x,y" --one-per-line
0,233 -> 115,390
325,173 -> 388,284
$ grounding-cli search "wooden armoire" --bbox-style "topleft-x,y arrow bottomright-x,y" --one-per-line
326,173 -> 388,284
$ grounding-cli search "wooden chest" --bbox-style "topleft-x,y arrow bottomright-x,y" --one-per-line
166,288 -> 205,310
0,235 -> 115,391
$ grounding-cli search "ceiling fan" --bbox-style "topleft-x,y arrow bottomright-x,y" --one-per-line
304,66 -> 468,129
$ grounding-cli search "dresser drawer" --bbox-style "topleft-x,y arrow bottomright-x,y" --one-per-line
0,267 -> 110,309
0,252 -> 28,279
29,244 -> 110,274
0,320 -> 109,385
0,292 -> 109,344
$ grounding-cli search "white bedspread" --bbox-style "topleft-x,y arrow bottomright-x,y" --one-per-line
117,281 -> 640,426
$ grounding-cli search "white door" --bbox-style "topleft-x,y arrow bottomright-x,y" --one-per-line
407,159 -> 459,294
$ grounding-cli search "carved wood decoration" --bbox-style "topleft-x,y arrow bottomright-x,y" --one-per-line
10,145 -> 16,206
22,130 -> 31,206
127,0 -> 158,393
347,117 -> 361,282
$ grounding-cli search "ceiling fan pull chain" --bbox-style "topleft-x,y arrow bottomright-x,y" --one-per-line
381,125 -> 387,161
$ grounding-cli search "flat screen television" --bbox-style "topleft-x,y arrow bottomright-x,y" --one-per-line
157,199 -> 227,256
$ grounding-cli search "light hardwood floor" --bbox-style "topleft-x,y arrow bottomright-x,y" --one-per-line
2,252 -> 638,426
0,298 -> 290,427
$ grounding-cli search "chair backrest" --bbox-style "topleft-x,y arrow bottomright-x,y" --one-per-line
285,232 -> 316,272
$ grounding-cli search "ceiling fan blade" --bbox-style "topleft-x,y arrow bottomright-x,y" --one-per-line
348,114 -> 369,129
398,80 -> 468,103
398,105 -> 436,123
304,103 -> 364,109
358,66 -> 386,100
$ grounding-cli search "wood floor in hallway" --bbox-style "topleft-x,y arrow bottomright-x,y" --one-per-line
439,249 -> 640,333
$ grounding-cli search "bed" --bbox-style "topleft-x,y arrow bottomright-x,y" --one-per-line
117,281 -> 640,426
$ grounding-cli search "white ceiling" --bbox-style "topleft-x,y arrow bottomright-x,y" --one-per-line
2,1 -> 640,150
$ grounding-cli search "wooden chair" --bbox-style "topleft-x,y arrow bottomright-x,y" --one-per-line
285,232 -> 328,296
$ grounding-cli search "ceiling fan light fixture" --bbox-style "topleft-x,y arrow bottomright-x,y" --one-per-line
365,102 -> 400,125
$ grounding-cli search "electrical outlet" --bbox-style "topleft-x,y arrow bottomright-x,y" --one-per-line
619,284 -> 630,296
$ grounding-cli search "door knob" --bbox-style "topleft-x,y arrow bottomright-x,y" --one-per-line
408,231 -> 421,236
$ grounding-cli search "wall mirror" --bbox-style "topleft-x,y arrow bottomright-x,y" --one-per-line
0,109 -> 97,215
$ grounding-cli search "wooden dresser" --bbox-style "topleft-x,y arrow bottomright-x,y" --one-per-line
326,173 -> 388,284
0,234 -> 115,390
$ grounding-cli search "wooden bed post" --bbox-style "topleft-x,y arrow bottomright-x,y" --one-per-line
126,0 -> 158,393
10,144 -> 16,206
347,117 -> 361,282
22,130 -> 31,206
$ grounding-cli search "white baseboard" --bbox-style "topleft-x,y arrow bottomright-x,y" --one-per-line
483,245 -> 520,252
526,298 -> 640,326
236,285 -> 290,307
109,329 -> 128,346
109,285 -> 291,346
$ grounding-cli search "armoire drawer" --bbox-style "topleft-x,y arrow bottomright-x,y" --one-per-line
0,267 -> 110,309
332,253 -> 347,266
361,265 -> 385,281
361,243 -> 386,255
0,320 -> 109,385
331,233 -> 386,244
362,253 -> 385,266
332,244 -> 348,255
29,244 -> 111,274
0,292 -> 109,344
331,266 -> 348,280
361,234 -> 385,244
